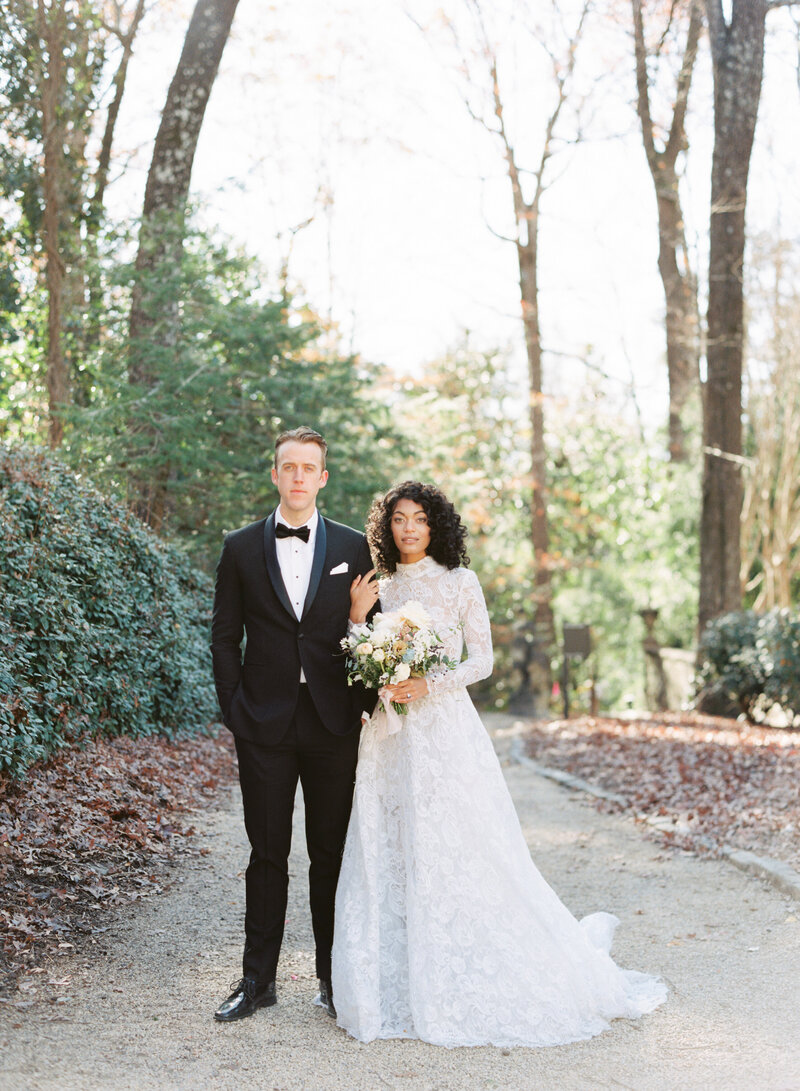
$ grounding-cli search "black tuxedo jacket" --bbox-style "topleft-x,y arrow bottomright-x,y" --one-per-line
211,511 -> 376,744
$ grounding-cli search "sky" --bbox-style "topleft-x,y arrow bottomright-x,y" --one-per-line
107,0 -> 800,426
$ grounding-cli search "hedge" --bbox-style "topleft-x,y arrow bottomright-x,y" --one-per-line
0,443 -> 217,777
695,607 -> 800,724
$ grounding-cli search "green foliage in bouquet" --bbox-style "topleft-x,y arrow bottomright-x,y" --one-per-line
341,602 -> 455,714
0,442 -> 216,777
696,608 -> 800,723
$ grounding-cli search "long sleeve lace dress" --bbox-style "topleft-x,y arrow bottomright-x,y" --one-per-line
331,556 -> 666,1048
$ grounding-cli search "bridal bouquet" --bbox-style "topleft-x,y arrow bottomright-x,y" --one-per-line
341,600 -> 454,716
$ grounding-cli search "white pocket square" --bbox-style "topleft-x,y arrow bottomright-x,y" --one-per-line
329,562 -> 349,575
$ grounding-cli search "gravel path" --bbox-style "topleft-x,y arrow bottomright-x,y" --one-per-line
2,715 -> 799,1091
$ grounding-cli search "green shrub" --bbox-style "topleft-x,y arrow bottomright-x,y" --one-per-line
695,607 -> 800,723
0,442 -> 216,777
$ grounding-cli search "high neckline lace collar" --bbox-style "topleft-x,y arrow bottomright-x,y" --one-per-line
394,555 -> 441,577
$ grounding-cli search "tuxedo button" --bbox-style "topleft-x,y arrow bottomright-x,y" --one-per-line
298,633 -> 304,639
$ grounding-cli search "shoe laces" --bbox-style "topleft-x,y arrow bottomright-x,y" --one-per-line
229,977 -> 257,999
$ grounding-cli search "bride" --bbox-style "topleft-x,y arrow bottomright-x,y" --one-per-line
332,481 -> 667,1049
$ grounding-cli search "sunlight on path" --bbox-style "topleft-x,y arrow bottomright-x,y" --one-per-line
1,716 -> 799,1090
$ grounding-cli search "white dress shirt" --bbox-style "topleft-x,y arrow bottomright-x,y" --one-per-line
275,508 -> 318,682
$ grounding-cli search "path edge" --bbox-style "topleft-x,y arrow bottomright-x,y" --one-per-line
508,735 -> 800,904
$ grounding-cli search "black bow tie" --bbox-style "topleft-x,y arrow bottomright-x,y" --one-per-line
276,523 -> 310,542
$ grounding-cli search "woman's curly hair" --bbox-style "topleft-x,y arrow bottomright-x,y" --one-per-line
366,481 -> 469,573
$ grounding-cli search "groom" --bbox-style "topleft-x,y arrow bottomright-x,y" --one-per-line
210,426 -> 378,1022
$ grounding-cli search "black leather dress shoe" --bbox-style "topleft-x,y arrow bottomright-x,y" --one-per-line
214,977 -> 277,1022
314,978 -> 336,1019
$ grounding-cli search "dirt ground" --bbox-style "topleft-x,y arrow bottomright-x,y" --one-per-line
1,715 -> 799,1091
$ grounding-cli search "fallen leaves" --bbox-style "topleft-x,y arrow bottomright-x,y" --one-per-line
525,712 -> 800,867
0,728 -> 236,995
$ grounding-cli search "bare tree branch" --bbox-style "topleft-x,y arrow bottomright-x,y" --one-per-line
655,0 -> 681,58
464,0 -> 530,230
90,0 -> 148,222
534,0 -> 591,195
632,0 -> 702,461
664,0 -> 703,166
632,0 -> 657,168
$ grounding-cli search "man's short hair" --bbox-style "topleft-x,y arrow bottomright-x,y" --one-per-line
274,426 -> 328,469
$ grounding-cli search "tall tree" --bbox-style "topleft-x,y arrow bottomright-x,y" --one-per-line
697,0 -> 793,633
36,0 -> 72,448
631,0 -> 702,462
436,0 -> 590,710
741,234 -> 800,610
127,0 -> 241,528
0,0 -> 148,445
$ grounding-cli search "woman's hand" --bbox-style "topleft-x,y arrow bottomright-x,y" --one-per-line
382,677 -> 429,704
349,568 -> 379,624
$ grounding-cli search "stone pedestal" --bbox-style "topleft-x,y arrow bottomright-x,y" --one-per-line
507,622 -> 550,717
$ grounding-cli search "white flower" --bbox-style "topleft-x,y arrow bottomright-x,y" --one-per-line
392,662 -> 411,683
341,601 -> 454,700
369,612 -> 397,643
397,600 -> 430,628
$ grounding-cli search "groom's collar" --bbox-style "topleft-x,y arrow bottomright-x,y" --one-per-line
274,507 -> 319,533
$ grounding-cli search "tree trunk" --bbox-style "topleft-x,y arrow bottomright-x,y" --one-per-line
698,0 -> 768,633
128,0 -> 240,528
659,200 -> 699,463
632,0 -> 702,463
518,228 -> 555,655
457,0 -> 589,711
740,235 -> 800,611
37,0 -> 68,448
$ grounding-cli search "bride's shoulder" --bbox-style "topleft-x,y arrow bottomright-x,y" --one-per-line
450,565 -> 482,591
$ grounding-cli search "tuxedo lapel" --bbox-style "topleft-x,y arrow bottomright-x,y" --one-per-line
263,512 -> 297,620
301,515 -> 327,620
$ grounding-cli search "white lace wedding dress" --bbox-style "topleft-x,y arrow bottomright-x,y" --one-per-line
331,556 -> 667,1048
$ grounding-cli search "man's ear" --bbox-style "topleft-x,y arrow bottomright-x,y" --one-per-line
319,470 -> 329,489
271,466 -> 278,486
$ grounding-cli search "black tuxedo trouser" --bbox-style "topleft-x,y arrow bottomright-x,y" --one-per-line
233,686 -> 359,985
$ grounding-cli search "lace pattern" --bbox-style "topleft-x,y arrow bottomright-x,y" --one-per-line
332,557 -> 666,1048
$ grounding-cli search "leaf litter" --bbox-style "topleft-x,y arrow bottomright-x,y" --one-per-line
0,730 -> 236,997
525,712 -> 800,868
5,711 -> 796,1000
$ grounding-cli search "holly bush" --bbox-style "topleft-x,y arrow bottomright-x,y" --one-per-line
0,443 -> 216,777
695,607 -> 800,723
